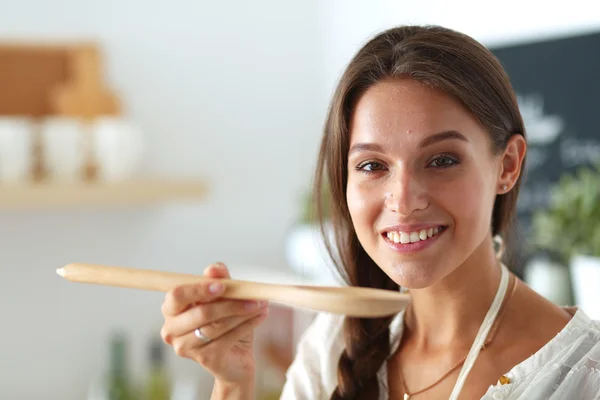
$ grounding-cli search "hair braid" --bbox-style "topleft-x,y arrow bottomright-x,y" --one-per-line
329,237 -> 399,399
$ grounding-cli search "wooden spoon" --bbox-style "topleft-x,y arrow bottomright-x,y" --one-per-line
57,263 -> 410,318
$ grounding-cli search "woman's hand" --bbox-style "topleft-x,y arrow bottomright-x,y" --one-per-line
160,263 -> 269,386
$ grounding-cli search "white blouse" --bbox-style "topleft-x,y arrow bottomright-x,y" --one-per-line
280,307 -> 600,399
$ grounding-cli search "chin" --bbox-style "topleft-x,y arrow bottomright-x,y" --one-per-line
381,258 -> 448,289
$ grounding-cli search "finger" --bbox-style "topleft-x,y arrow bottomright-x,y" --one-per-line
161,263 -> 230,319
172,309 -> 269,362
206,307 -> 269,350
169,308 -> 266,352
198,310 -> 266,342
163,299 -> 268,338
204,262 -> 231,279
161,280 -> 225,317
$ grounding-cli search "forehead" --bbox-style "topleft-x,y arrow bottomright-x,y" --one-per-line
349,78 -> 482,145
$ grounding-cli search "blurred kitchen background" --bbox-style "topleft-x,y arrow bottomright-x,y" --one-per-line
0,0 -> 598,399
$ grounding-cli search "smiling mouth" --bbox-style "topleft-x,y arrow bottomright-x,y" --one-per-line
382,226 -> 448,244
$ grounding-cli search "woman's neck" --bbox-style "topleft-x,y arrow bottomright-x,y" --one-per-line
403,239 -> 504,351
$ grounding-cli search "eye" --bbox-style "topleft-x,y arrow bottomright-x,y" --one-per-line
429,155 -> 459,168
356,161 -> 386,173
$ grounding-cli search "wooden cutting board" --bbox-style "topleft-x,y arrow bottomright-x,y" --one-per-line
49,45 -> 121,119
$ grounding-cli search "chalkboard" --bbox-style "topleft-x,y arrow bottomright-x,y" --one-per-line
490,30 -> 600,271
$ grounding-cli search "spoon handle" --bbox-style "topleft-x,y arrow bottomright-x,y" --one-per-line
57,262 -> 283,299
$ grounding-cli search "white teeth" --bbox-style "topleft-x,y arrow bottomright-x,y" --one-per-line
400,232 -> 410,244
409,231 -> 420,243
386,232 -> 400,243
386,226 -> 444,244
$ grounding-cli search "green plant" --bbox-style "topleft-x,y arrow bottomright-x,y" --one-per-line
299,181 -> 331,224
532,162 -> 600,264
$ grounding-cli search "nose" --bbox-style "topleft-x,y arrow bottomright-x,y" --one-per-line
384,170 -> 428,215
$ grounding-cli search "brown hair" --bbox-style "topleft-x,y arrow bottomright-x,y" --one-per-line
312,25 -> 527,399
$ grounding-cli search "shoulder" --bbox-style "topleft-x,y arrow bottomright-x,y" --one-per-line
280,312 -> 346,399
538,308 -> 600,374
498,308 -> 600,399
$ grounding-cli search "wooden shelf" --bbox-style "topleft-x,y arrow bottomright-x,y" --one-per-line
0,179 -> 209,210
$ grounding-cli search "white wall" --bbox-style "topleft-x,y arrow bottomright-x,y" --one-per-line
0,1 -> 323,399
318,0 -> 600,99
1,1 -> 599,399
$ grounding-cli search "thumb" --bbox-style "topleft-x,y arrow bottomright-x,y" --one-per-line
203,262 -> 231,279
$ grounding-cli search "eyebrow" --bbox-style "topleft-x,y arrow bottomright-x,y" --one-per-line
419,130 -> 469,148
348,130 -> 469,156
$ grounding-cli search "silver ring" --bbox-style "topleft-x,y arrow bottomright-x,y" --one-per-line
194,327 -> 212,343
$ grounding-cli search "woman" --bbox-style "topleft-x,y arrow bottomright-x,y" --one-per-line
159,25 -> 600,399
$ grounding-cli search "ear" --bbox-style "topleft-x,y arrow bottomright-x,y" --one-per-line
498,134 -> 527,194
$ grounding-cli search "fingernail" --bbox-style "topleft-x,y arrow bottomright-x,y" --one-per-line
260,301 -> 268,308
245,301 -> 258,310
208,282 -> 223,294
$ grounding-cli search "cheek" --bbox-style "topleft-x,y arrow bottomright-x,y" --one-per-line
346,181 -> 381,236
441,170 -> 495,237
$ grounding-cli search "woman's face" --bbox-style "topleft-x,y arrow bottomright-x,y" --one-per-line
346,79 -> 503,289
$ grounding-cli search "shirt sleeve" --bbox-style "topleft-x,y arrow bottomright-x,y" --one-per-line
279,312 -> 346,400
